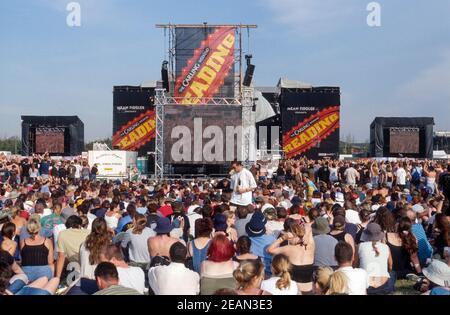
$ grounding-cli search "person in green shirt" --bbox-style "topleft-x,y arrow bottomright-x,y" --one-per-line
40,203 -> 64,238
93,262 -> 142,295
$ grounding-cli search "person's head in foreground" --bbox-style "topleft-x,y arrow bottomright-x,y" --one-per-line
170,242 -> 187,264
233,259 -> 268,295
93,262 -> 141,295
312,266 -> 349,295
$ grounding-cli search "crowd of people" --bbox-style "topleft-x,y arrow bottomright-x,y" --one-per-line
0,153 -> 449,295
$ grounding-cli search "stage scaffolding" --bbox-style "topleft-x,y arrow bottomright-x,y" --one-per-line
154,23 -> 257,180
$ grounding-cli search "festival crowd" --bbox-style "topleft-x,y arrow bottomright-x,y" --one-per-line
0,153 -> 449,295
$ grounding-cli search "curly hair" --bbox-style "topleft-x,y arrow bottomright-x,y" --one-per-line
85,218 -> 111,265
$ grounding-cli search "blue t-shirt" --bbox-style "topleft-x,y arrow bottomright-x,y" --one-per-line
430,287 -> 450,295
411,223 -> 433,265
250,234 -> 276,276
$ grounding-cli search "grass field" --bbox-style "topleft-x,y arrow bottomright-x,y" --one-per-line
394,279 -> 420,295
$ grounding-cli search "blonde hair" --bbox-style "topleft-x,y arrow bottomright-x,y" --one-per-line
271,254 -> 292,290
327,271 -> 349,295
314,266 -> 334,293
233,260 -> 264,290
26,215 -> 41,240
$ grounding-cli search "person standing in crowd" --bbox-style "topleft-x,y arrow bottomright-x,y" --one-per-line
93,262 -> 141,295
230,161 -> 257,207
438,164 -> 450,200
149,242 -> 199,295
344,163 -> 360,186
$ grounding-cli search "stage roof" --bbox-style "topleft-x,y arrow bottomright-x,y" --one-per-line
370,117 -> 434,128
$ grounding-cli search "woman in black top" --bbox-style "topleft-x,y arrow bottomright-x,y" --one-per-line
20,216 -> 54,282
385,217 -> 421,279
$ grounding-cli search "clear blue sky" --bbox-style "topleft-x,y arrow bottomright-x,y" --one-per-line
1,0 -> 449,142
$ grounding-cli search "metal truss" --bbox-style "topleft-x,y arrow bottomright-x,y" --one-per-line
154,88 -> 166,180
241,87 -> 256,166
162,96 -> 241,106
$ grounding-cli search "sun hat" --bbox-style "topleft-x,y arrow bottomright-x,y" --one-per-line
154,217 -> 173,234
412,204 -> 426,214
335,192 -> 345,203
422,260 -> 450,287
311,217 -> 331,236
345,209 -> 362,225
245,211 -> 267,237
261,203 -> 275,213
360,223 -> 384,242
213,214 -> 228,232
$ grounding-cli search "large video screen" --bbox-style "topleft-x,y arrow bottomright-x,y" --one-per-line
35,127 -> 65,154
390,128 -> 420,154
164,105 -> 242,164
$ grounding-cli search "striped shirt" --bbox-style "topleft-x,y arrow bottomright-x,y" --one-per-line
93,285 -> 142,295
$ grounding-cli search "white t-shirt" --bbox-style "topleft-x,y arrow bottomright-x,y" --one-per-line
261,277 -> 298,295
338,266 -> 369,295
79,243 -> 97,280
75,164 -> 82,179
344,167 -> 359,185
230,168 -> 257,206
117,266 -> 146,294
358,241 -> 390,278
395,168 -> 407,185
148,262 -> 200,295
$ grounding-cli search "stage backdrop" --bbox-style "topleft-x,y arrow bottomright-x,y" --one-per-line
112,86 -> 156,156
280,87 -> 341,159
164,105 -> 242,164
175,26 -> 235,103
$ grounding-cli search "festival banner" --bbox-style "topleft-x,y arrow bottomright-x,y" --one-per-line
175,26 -> 235,103
281,88 -> 341,159
112,86 -> 155,156
112,110 -> 156,151
283,106 -> 340,159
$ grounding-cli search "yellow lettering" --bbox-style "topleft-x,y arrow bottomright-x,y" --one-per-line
306,126 -> 318,139
190,81 -> 208,98
129,131 -> 139,143
222,34 -> 235,49
211,44 -> 230,65
197,66 -> 216,85
206,58 -> 221,72
299,132 -> 310,145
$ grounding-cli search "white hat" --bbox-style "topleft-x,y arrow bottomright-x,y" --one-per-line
261,203 -> 276,212
345,209 -> 362,225
422,260 -> 450,287
412,204 -> 426,214
335,192 -> 345,203
187,205 -> 200,215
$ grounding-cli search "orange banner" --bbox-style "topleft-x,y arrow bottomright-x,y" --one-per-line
283,106 -> 340,159
112,110 -> 156,151
175,27 -> 235,104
